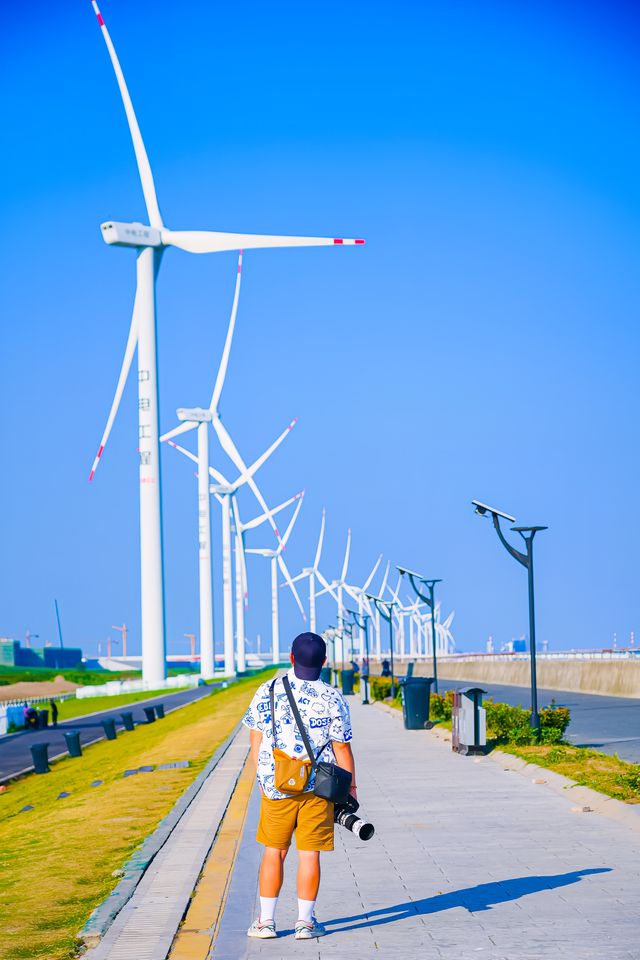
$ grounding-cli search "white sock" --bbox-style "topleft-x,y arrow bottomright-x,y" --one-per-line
259,896 -> 278,923
297,898 -> 316,924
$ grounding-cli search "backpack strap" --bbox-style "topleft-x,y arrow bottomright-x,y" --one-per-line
269,679 -> 279,749
282,675 -> 329,766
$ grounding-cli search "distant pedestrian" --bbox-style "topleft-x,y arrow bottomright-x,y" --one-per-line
50,699 -> 59,727
381,659 -> 391,677
361,658 -> 370,678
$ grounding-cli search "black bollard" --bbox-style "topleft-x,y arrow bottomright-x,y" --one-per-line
154,703 -> 165,719
30,742 -> 50,774
120,711 -> 135,732
102,717 -> 117,741
63,730 -> 83,758
143,706 -> 156,724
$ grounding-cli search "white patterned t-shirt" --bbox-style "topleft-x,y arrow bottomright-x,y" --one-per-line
242,668 -> 353,800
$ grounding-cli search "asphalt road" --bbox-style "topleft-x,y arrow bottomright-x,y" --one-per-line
431,677 -> 640,763
0,684 -> 215,783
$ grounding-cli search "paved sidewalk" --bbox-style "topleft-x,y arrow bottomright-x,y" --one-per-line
214,698 -> 640,959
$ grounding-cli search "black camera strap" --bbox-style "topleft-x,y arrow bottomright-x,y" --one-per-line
281,675 -> 329,766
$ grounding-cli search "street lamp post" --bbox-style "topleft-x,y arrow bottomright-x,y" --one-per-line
347,608 -> 371,704
397,568 -> 442,693
365,594 -> 397,698
472,500 -> 547,735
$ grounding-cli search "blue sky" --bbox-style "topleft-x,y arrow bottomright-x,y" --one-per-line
1,0 -> 639,658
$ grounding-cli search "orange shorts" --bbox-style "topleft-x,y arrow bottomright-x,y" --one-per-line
256,792 -> 334,851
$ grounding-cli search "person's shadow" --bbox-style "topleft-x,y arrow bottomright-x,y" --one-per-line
319,868 -> 610,935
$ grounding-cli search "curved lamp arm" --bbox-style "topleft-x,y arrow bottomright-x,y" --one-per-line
492,513 -> 528,568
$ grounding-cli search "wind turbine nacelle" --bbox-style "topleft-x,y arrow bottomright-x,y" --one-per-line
101,221 -> 163,248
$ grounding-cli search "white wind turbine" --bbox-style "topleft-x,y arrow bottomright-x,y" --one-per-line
164,434 -> 300,676
87,3 -> 364,685
344,554 -> 383,658
246,496 -> 306,664
231,492 -> 304,673
289,510 -> 340,633
374,561 -> 391,659
315,530 -> 362,664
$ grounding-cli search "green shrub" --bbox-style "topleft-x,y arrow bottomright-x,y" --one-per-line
370,676 -> 401,701
485,700 -> 570,746
429,690 -> 454,722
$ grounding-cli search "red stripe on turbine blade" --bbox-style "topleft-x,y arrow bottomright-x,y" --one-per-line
89,469 -> 95,482
97,13 -> 105,25
333,238 -> 344,244
355,239 -> 365,244
97,444 -> 104,457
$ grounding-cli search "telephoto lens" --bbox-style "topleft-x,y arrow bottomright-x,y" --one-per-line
333,796 -> 375,841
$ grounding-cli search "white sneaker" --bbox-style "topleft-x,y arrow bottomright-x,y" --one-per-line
247,918 -> 277,938
294,917 -> 326,939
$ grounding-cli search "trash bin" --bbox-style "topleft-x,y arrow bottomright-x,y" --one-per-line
452,686 -> 487,756
144,706 -> 156,724
64,730 -> 83,758
400,677 -> 434,730
320,666 -> 332,684
341,669 -> 355,696
102,717 -> 117,741
30,742 -> 50,774
155,703 -> 165,719
120,711 -> 135,732
37,709 -> 49,729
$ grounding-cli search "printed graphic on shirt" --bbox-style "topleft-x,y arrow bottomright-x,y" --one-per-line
242,668 -> 353,799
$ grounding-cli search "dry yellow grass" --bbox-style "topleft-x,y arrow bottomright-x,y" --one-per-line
0,671 -> 273,960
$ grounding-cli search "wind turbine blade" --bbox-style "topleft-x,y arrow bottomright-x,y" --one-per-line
315,571 -> 339,602
90,2 -> 163,229
89,288 -> 139,480
230,418 -> 298,493
209,251 -> 242,412
160,421 -> 197,443
162,230 -> 365,255
165,439 -> 228,486
313,509 -> 326,570
388,573 -> 402,602
340,529 -> 351,583
165,440 -> 197,466
277,492 -> 305,554
379,560 -> 390,596
277,554 -> 306,620
242,491 -> 303,532
362,553 -> 383,592
288,571 -> 308,584
231,496 -> 250,607
343,582 -> 361,604
211,416 -> 282,542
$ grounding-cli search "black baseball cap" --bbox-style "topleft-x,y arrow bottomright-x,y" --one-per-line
291,632 -> 327,681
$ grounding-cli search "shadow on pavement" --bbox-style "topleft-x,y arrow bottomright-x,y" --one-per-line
324,868 -> 611,934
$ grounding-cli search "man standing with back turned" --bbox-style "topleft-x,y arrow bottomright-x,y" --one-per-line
242,632 -> 356,940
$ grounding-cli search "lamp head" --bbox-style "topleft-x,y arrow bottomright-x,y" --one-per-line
471,500 -> 516,523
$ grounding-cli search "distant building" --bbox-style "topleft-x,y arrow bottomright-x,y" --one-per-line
0,638 -> 83,669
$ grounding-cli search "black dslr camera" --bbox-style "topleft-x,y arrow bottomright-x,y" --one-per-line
333,796 -> 375,841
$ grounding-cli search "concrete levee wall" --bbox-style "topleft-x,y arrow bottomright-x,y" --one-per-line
386,658 -> 640,698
